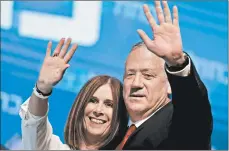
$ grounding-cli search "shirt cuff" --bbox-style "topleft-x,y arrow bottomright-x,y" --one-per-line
166,56 -> 191,77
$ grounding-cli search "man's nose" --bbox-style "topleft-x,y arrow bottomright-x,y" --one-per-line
131,74 -> 143,89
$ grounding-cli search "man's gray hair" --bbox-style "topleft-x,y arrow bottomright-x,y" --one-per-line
131,41 -> 146,51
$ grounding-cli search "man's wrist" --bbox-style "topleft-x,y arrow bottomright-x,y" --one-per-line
166,53 -> 189,72
174,53 -> 187,67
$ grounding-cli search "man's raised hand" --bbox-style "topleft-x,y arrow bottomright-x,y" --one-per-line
137,1 -> 185,66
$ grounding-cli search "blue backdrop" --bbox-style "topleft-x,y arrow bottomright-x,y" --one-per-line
1,1 -> 228,150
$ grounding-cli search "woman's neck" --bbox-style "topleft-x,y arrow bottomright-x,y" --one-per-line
79,141 -> 99,150
79,134 -> 102,150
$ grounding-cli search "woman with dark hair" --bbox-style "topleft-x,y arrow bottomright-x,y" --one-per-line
19,38 -> 128,150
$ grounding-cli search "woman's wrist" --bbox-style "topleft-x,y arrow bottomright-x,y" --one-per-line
36,79 -> 53,94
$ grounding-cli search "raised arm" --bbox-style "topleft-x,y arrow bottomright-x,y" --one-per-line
20,38 -> 77,150
137,1 -> 212,149
29,38 -> 77,116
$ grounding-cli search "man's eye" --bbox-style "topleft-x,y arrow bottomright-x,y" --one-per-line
144,74 -> 153,79
127,73 -> 134,76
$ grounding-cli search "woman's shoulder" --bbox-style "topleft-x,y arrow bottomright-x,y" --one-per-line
59,144 -> 71,150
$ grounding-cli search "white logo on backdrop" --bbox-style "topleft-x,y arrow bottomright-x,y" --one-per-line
1,1 -> 102,46
1,91 -> 22,115
1,1 -> 13,29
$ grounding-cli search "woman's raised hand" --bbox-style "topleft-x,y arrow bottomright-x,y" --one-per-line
37,38 -> 78,93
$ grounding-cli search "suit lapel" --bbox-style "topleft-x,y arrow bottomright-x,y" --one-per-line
123,125 -> 144,147
123,102 -> 173,149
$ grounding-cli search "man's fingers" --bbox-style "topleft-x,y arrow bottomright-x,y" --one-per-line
53,38 -> 65,56
59,38 -> 72,58
64,44 -> 78,63
173,5 -> 179,27
143,4 -> 157,31
137,29 -> 154,49
46,41 -> 52,56
63,64 -> 70,72
162,1 -> 172,23
155,1 -> 165,24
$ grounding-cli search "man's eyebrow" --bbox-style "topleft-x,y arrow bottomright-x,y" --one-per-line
126,68 -> 157,72
140,68 -> 155,72
126,69 -> 136,72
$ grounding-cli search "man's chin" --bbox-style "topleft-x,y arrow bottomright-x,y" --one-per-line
129,97 -> 145,102
128,106 -> 145,115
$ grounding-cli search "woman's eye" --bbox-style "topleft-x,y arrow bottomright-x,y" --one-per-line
89,98 -> 98,103
105,103 -> 113,108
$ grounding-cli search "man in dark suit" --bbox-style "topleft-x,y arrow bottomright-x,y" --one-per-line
117,1 -> 213,150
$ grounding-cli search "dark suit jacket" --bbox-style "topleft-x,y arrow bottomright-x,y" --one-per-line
122,57 -> 213,150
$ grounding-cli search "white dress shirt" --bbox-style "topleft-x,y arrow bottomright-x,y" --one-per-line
19,99 -> 70,150
19,57 -> 191,150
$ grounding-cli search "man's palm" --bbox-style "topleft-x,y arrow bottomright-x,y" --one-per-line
152,23 -> 182,58
137,1 -> 184,66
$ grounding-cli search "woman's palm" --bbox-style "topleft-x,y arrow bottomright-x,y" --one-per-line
38,38 -> 78,88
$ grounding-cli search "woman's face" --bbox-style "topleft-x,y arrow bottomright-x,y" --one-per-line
84,83 -> 114,139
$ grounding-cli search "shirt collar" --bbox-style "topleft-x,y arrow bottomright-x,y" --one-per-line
128,105 -> 164,128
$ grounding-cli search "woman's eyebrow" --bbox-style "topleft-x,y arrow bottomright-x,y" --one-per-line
104,99 -> 114,103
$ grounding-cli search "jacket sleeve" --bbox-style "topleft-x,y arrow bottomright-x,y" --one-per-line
166,54 -> 213,149
19,98 -> 70,150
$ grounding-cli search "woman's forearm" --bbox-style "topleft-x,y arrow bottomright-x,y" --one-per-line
28,93 -> 48,116
28,81 -> 52,116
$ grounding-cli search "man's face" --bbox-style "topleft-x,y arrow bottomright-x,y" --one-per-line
123,46 -> 169,121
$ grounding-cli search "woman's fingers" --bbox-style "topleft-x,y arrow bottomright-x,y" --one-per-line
46,38 -> 78,64
59,38 -> 72,58
52,38 -> 65,56
64,44 -> 78,63
46,41 -> 52,57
